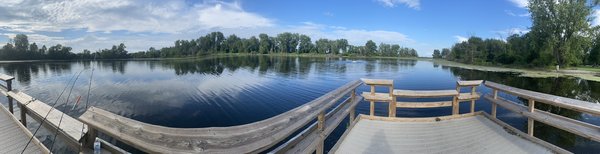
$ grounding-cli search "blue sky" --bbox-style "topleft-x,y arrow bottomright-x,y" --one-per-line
0,0 -> 597,57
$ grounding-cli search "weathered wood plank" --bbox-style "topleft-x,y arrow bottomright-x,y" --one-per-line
79,80 -> 362,154
360,78 -> 393,86
0,87 -> 87,147
361,92 -> 392,101
395,101 -> 453,108
0,102 -> 49,154
457,92 -> 480,100
393,89 -> 458,98
484,95 -> 600,143
485,81 -> 600,116
456,80 -> 483,87
480,112 -> 572,154
0,74 -> 14,81
274,96 -> 362,154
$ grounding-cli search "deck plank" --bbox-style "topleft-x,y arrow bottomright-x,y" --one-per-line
333,114 -> 559,154
0,103 -> 49,154
360,78 -> 393,86
393,89 -> 458,98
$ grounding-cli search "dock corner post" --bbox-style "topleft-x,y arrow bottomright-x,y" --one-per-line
452,96 -> 458,115
317,111 -> 325,154
82,127 -> 97,148
370,101 -> 374,116
527,99 -> 535,136
19,104 -> 26,126
492,90 -> 498,118
6,79 -> 14,113
350,89 -> 356,124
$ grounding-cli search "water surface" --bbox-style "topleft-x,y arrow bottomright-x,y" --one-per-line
1,56 -> 599,153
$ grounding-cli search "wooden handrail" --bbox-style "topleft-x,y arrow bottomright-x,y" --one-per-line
79,80 -> 362,153
485,81 -> 600,116
484,95 -> 600,142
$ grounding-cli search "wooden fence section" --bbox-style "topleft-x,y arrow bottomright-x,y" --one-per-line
79,80 -> 363,154
484,81 -> 600,142
0,75 -> 87,147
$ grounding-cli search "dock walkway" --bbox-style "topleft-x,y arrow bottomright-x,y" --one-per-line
0,103 -> 48,154
332,113 -> 554,154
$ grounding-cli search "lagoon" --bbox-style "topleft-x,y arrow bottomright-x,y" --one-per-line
1,55 -> 599,153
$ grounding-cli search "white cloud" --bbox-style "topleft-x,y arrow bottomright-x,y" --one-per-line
376,0 -> 421,9
0,0 -> 273,34
509,0 -> 528,8
454,35 -> 468,43
505,10 -> 530,17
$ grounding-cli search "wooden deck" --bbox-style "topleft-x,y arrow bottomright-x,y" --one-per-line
0,102 -> 49,154
331,113 -> 564,154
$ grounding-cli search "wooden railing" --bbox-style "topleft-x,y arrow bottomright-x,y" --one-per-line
78,80 -> 363,153
0,74 -> 87,148
484,81 -> 600,142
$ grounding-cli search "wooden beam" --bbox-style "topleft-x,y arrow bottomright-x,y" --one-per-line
528,99 -> 535,136
456,80 -> 483,87
0,74 -> 15,81
484,95 -> 600,142
393,89 -> 458,98
492,90 -> 498,118
485,81 -> 600,116
396,101 -> 453,108
361,78 -> 393,86
80,80 -> 362,153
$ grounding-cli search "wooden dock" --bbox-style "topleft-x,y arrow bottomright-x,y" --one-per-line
0,102 -> 48,154
1,72 -> 600,153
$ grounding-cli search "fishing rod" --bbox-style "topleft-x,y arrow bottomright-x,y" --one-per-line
78,58 -> 96,153
48,69 -> 86,152
21,69 -> 84,154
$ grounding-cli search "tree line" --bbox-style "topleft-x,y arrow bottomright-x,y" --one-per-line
0,32 -> 418,60
433,0 -> 600,68
129,32 -> 418,58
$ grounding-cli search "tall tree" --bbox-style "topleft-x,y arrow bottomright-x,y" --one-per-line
529,0 -> 596,67
365,40 -> 377,56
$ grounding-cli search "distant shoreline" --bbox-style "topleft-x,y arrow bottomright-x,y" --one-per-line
2,53 -> 599,82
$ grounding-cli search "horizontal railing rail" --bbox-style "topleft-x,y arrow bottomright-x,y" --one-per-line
0,75 -> 87,148
79,80 -> 362,153
484,81 -> 600,143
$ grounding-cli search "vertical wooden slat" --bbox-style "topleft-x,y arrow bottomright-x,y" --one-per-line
389,96 -> 396,117
492,90 -> 498,118
317,112 -> 325,154
370,101 -> 374,116
82,128 -> 97,148
350,89 -> 356,124
452,96 -> 458,115
528,99 -> 535,136
6,80 -> 13,113
19,104 -> 26,126
470,86 -> 477,113
370,85 -> 375,95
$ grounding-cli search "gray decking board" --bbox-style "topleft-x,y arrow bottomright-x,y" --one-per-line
333,115 -> 555,154
0,104 -> 48,154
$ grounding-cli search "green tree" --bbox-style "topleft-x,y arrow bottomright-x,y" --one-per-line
433,49 -> 441,58
365,40 -> 377,56
529,0 -> 596,67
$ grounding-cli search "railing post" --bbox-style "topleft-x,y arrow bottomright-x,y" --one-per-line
492,90 -> 497,118
528,99 -> 535,136
82,127 -> 97,148
388,85 -> 395,117
470,86 -> 477,113
19,104 -> 27,126
6,79 -> 14,113
370,85 -> 375,116
350,89 -> 356,124
317,112 -> 325,154
452,96 -> 458,115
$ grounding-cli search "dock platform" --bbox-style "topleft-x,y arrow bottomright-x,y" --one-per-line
332,113 -> 559,154
0,103 -> 49,154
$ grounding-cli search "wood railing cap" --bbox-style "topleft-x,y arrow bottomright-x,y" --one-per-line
360,78 -> 393,86
485,81 -> 600,116
457,80 -> 483,87
0,74 -> 14,81
78,80 -> 362,153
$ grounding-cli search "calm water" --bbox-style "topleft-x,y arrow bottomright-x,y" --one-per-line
1,56 -> 599,153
